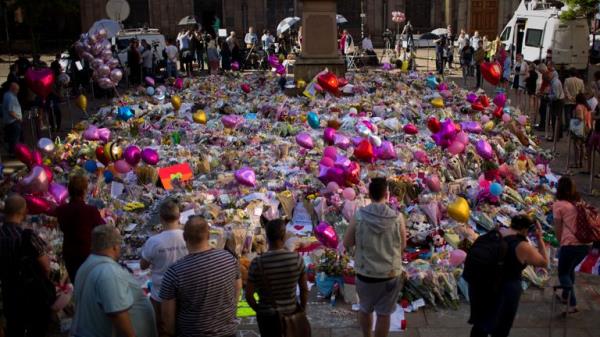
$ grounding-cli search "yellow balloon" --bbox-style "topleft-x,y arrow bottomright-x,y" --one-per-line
448,197 -> 470,223
77,94 -> 87,112
401,60 -> 409,72
431,98 -> 445,108
193,110 -> 207,124
297,80 -> 306,89
171,95 -> 181,111
484,121 -> 495,131
104,142 -> 123,161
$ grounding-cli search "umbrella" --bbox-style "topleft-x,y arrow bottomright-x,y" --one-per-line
336,14 -> 348,24
89,19 -> 121,39
431,28 -> 448,36
178,15 -> 198,26
276,16 -> 301,35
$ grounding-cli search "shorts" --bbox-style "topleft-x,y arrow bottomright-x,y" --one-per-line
356,276 -> 402,315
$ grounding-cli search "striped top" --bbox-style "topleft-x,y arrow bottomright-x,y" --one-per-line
248,250 -> 305,314
0,222 -> 47,284
159,249 -> 240,337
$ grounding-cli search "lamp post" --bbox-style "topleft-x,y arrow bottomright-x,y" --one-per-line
360,0 -> 365,40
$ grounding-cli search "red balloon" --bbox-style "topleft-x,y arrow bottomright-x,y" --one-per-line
354,139 -> 375,163
317,72 -> 340,96
24,195 -> 53,215
427,117 -> 441,133
96,146 -> 109,166
32,150 -> 43,166
25,68 -> 55,100
471,102 -> 485,111
337,77 -> 349,88
403,123 -> 419,135
14,143 -> 33,167
241,83 -> 251,93
480,61 -> 502,86
42,165 -> 53,184
344,161 -> 361,185
493,105 -> 503,119
478,95 -> 490,107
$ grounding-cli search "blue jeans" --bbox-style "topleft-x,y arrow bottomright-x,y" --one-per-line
165,61 -> 177,78
558,245 -> 589,306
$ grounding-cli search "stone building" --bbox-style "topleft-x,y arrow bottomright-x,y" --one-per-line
80,0 -> 519,45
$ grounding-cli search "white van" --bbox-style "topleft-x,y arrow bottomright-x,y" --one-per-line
500,0 -> 589,73
113,28 -> 166,69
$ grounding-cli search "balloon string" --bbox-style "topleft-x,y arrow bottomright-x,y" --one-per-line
113,85 -> 121,98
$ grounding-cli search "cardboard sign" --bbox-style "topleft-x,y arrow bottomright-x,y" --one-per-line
158,163 -> 193,190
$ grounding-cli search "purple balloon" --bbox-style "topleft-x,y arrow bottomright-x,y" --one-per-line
82,52 -> 94,63
493,92 -> 507,107
83,125 -> 100,141
376,141 -> 397,160
97,77 -> 114,89
106,58 -> 120,69
49,182 -> 69,205
323,127 -> 336,145
235,167 -> 257,187
145,76 -> 155,86
334,154 -> 351,168
109,68 -> 123,83
268,55 -> 280,68
275,64 -> 286,75
124,145 -> 142,166
97,128 -> 111,143
460,121 -> 483,134
334,134 -> 351,150
318,166 -> 346,186
21,165 -> 49,193
351,136 -> 364,147
101,49 -> 113,60
295,132 -> 314,149
315,221 -> 339,249
466,92 -> 478,103
476,139 -> 494,160
114,159 -> 131,173
141,148 -> 160,165
91,58 -> 104,70
440,118 -> 457,136
222,115 -> 244,129
92,42 -> 104,55
97,65 -> 110,77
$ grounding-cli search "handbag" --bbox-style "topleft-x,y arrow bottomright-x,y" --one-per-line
570,118 -> 585,138
258,256 -> 311,337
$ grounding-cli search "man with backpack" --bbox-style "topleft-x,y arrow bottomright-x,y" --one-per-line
464,215 -> 548,337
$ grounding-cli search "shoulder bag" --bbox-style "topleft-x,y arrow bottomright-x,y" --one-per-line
258,256 -> 311,337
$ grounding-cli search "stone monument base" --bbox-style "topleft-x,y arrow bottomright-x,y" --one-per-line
293,56 -> 346,82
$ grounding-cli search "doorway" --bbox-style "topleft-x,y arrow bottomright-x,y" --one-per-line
194,0 -> 223,36
515,21 -> 526,55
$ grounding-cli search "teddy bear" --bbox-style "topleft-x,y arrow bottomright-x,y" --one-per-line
427,229 -> 449,253
407,211 -> 432,244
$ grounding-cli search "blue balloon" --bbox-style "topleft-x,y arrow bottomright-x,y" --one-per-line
117,106 -> 134,121
103,170 -> 114,183
490,182 -> 503,196
84,160 -> 98,173
426,75 -> 439,89
307,111 -> 320,129
146,86 -> 155,96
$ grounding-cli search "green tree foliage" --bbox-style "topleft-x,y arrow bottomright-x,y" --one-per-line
560,0 -> 598,20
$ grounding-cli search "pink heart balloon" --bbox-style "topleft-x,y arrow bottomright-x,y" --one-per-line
49,182 -> 69,205
24,195 -> 53,215
25,68 -> 55,100
449,249 -> 467,267
426,174 -> 442,192
235,167 -> 257,187
323,146 -> 337,160
323,127 -> 336,145
21,165 -> 49,193
334,134 -> 351,150
14,143 -> 33,167
315,222 -> 339,249
295,132 -> 314,150
448,140 -> 465,155
376,141 -> 397,160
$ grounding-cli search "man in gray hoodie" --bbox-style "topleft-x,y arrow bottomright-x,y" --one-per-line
344,177 -> 407,337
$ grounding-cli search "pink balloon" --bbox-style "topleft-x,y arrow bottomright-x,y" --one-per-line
235,167 -> 257,187
124,145 -> 142,166
318,166 -> 345,186
109,68 -> 123,83
231,61 -> 240,71
493,93 -> 507,107
97,65 -> 110,77
315,222 -> 339,249
82,52 -> 95,63
334,134 -> 351,150
49,182 -> 69,205
14,143 -> 33,167
241,83 -> 251,93
323,146 -> 337,160
460,121 -> 482,134
83,125 -> 100,141
326,181 -> 340,193
449,249 -> 467,267
517,115 -> 527,126
42,165 -> 53,184
426,174 -> 442,192
456,131 -> 469,145
97,128 -> 111,143
476,139 -> 494,160
21,165 -> 50,193
101,49 -> 113,60
334,154 -> 351,168
32,150 -> 43,166
97,77 -> 114,89
145,76 -> 155,86
24,195 -> 52,215
174,78 -> 183,90
320,157 -> 334,167
323,127 -> 336,145
376,141 -> 397,160
342,187 -> 356,201
448,141 -> 465,155
295,132 -> 314,149
222,115 -> 244,129
414,150 -> 430,164
25,68 -> 55,100
403,123 -> 419,135
502,114 -> 511,123
437,83 -> 448,91
141,148 -> 160,165
439,90 -> 452,98
114,159 -> 132,174
91,58 -> 104,69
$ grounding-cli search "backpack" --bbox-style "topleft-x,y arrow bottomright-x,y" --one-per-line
463,229 -> 507,290
571,201 -> 600,243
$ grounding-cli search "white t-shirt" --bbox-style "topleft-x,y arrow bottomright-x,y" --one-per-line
140,229 -> 188,301
165,45 -> 178,62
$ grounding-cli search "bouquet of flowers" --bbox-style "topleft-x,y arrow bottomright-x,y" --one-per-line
317,249 -> 350,277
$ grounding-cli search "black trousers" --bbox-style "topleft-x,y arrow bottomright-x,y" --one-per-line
2,282 -> 51,337
257,311 -> 282,337
469,280 -> 522,337
550,99 -> 564,139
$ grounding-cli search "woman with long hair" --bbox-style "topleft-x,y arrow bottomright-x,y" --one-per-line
570,93 -> 592,169
553,177 -> 590,313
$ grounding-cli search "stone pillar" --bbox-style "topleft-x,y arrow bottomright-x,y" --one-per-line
293,0 -> 345,81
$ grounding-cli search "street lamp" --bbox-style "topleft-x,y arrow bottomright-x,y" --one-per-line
360,0 -> 365,40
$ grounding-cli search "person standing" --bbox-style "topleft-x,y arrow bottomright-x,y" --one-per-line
563,68 -> 585,131
140,39 -> 154,78
445,25 -> 455,70
547,69 -> 565,141
220,39 -> 232,72
470,31 -> 481,51
245,219 -> 309,337
244,26 -> 258,50
71,225 -> 157,337
468,215 -> 548,337
401,21 -> 414,49
474,40 -> 486,89
160,216 -> 241,337
435,33 -> 448,75
56,174 -> 105,282
525,62 -> 540,125
343,177 -> 407,337
164,39 -> 179,78
3,82 -> 22,156
206,36 -> 220,75
140,200 -> 188,334
50,53 -> 62,78
194,30 -> 207,72
0,193 -> 54,337
512,53 -> 528,111
460,40 -> 475,86
127,39 -> 142,85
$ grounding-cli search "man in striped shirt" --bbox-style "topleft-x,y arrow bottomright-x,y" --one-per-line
160,216 -> 241,337
245,219 -> 309,337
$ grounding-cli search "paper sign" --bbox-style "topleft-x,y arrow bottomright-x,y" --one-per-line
158,163 -> 193,190
372,304 -> 406,331
218,29 -> 227,37
179,209 -> 195,224
111,182 -> 124,198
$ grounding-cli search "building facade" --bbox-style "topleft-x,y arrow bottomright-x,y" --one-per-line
80,0 -> 519,45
